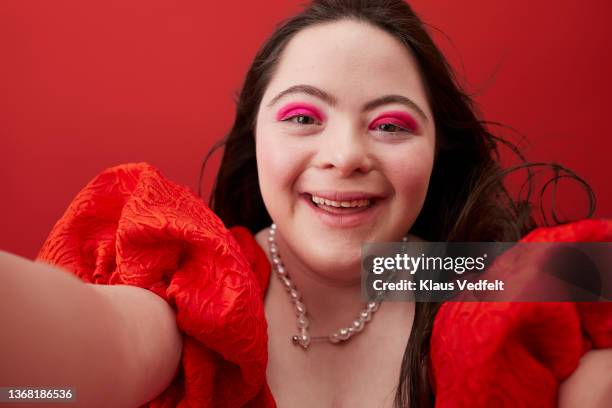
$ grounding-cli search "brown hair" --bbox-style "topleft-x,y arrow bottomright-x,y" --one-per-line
199,0 -> 595,406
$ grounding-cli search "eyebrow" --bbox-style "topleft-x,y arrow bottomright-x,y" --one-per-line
266,84 -> 429,123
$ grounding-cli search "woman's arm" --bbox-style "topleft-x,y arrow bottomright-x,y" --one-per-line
0,250 -> 182,408
559,348 -> 612,408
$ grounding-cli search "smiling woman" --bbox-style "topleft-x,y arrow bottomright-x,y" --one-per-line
204,0 -> 611,406
1,0 -> 611,407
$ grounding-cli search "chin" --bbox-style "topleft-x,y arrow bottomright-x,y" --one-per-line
303,241 -> 364,279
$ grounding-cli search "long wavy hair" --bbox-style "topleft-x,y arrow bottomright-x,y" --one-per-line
199,0 -> 595,406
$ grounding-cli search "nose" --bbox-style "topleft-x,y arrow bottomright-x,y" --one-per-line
315,123 -> 373,177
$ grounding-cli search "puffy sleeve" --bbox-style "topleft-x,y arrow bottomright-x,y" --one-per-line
36,163 -> 276,408
430,219 -> 612,407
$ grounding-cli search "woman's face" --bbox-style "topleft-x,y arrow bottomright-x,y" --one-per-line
255,19 -> 436,279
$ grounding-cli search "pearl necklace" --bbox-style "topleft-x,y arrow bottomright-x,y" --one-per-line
267,223 -> 407,349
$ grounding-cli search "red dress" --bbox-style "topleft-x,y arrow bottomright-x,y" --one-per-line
36,163 -> 612,408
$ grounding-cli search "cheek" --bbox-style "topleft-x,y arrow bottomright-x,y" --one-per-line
255,123 -> 308,200
385,143 -> 434,202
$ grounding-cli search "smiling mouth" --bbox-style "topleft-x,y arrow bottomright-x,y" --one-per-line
303,193 -> 378,215
311,194 -> 372,208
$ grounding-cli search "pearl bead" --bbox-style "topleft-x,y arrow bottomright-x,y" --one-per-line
289,289 -> 300,301
297,315 -> 309,328
280,276 -> 293,289
298,334 -> 310,348
294,301 -> 306,314
360,310 -> 371,322
367,302 -> 379,312
352,319 -> 364,332
275,265 -> 286,275
339,328 -> 350,340
329,332 -> 341,343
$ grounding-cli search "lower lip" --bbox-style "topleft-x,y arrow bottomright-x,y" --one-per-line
301,194 -> 384,229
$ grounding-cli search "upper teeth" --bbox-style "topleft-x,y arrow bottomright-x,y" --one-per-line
311,195 -> 371,208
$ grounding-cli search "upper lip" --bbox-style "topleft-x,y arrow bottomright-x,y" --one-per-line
305,191 -> 385,202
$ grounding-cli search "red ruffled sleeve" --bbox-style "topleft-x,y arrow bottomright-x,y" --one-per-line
430,219 -> 612,407
36,162 -> 276,408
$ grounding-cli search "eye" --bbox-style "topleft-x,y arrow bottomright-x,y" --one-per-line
369,112 -> 419,135
276,103 -> 325,127
283,114 -> 318,125
376,123 -> 411,133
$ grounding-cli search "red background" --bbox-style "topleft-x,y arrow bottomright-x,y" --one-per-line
2,0 -> 611,259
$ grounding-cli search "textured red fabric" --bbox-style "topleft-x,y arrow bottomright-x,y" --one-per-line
37,162 -> 611,407
430,222 -> 612,407
37,163 -> 275,408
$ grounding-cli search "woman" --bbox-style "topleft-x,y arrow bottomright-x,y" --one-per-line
1,0 -> 610,407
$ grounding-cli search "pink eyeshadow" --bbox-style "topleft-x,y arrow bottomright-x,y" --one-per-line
369,111 -> 419,132
276,102 -> 326,122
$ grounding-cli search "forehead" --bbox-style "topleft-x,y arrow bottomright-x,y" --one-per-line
263,19 -> 430,114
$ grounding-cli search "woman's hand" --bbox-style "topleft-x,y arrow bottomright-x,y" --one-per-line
559,348 -> 612,407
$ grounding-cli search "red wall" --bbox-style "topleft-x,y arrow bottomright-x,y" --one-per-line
2,0 -> 611,259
